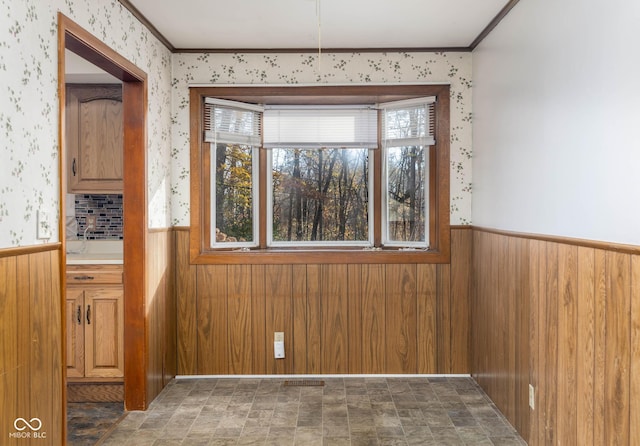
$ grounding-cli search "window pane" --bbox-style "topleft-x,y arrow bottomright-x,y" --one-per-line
212,143 -> 255,245
271,148 -> 370,243
385,146 -> 427,244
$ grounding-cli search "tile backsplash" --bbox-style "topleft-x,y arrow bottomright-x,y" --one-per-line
72,194 -> 123,240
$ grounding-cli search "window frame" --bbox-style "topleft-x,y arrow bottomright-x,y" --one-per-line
189,85 -> 450,264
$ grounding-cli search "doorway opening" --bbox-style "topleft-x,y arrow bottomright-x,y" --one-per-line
57,13 -> 148,427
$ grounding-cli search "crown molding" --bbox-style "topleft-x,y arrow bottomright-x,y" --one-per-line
470,0 -> 521,50
118,0 -> 520,54
175,46 -> 471,54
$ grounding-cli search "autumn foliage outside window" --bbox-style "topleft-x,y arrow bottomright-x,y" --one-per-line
270,147 -> 371,245
190,85 -> 450,264
206,97 -> 435,249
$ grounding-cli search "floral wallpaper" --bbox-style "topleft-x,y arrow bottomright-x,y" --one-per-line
0,0 -> 472,249
170,52 -> 473,226
0,0 -> 172,248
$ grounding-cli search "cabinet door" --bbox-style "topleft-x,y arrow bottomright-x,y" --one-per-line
65,288 -> 85,378
84,287 -> 124,378
66,85 -> 123,193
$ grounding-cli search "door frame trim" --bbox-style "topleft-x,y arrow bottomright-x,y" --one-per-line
57,12 -> 148,412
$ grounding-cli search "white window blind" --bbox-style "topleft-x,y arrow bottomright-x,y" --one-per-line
379,97 -> 436,147
263,106 -> 378,149
204,98 -> 263,146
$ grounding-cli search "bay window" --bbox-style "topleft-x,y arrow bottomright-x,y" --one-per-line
190,85 -> 450,264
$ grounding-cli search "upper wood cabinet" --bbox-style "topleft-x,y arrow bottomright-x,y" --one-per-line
66,84 -> 123,193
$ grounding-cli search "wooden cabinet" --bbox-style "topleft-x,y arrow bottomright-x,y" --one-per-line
65,265 -> 124,380
65,287 -> 85,378
66,84 -> 123,193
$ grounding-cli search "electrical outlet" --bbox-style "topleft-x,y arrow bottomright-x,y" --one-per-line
529,384 -> 535,409
86,215 -> 96,230
37,210 -> 52,239
274,332 -> 285,359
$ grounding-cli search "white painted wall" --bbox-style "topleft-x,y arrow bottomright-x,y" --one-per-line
472,0 -> 640,245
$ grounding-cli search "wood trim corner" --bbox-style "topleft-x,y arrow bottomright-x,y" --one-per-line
469,0 -> 522,50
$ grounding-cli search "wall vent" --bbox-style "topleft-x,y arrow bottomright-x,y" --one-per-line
283,380 -> 325,387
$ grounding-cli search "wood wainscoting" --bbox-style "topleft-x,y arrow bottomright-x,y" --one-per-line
147,229 -> 177,403
472,228 -> 640,445
0,245 -> 63,445
175,227 -> 472,376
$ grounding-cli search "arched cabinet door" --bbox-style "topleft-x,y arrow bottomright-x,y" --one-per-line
66,84 -> 123,193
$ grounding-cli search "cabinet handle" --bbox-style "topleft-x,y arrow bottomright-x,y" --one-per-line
73,275 -> 94,281
76,305 -> 82,325
72,158 -> 77,176
86,305 -> 91,325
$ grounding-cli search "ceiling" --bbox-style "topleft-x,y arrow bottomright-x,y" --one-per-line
65,50 -> 121,83
122,0 -> 517,51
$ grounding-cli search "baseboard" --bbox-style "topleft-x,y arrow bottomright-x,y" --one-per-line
175,374 -> 471,380
67,382 -> 124,402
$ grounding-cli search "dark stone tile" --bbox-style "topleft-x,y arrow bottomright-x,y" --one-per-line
406,438 -> 439,446
217,415 -> 246,428
265,439 -> 294,446
241,426 -> 270,437
269,426 -> 297,437
139,416 -> 173,430
480,420 -> 517,436
450,416 -> 478,427
294,427 -> 323,445
489,436 -> 527,445
394,400 -> 427,410
323,409 -> 349,422
448,408 -> 473,418
324,437 -> 353,446
297,416 -> 322,427
456,426 -> 490,443
466,403 -> 502,419
213,427 -> 243,437
431,426 -> 463,441
403,426 -> 433,445
151,439 -> 182,445
378,439 -> 409,446
349,425 -> 377,436
210,439 -> 242,446
180,434 -> 213,446
237,436 -> 268,445
66,402 -> 125,446
99,377 -> 526,446
376,425 -> 405,438
322,424 -> 350,437
251,399 -> 277,410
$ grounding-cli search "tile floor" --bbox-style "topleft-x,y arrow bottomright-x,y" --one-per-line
100,377 -> 526,446
67,402 -> 125,445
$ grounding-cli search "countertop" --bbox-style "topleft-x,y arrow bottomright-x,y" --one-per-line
66,240 -> 123,265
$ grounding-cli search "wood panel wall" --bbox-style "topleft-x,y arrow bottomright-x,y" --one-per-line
472,229 -> 640,446
175,228 -> 471,376
146,229 -> 177,403
0,246 -> 63,445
